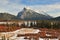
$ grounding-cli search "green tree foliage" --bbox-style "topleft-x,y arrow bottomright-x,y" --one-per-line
31,20 -> 60,29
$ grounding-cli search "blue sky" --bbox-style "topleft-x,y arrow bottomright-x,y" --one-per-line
21,0 -> 60,5
0,0 -> 60,17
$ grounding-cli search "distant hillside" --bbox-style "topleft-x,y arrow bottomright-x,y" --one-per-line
51,16 -> 60,21
17,7 -> 52,20
0,13 -> 17,20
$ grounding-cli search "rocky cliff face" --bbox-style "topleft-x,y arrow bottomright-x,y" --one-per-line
17,7 -> 52,20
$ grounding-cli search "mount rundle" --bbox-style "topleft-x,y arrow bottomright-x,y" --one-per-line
17,7 -> 52,20
0,7 -> 53,20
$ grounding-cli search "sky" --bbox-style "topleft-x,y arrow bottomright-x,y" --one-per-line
0,0 -> 60,17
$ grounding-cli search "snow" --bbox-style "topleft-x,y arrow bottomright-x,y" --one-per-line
18,28 -> 40,34
24,7 -> 31,10
15,37 -> 59,40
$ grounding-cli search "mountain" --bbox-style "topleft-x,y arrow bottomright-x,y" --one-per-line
17,7 -> 52,20
51,16 -> 60,21
0,13 -> 16,20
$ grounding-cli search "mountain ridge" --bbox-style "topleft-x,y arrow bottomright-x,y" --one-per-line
17,7 -> 52,20
0,7 -> 60,20
0,13 -> 17,20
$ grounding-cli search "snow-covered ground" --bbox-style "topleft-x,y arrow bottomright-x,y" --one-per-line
15,37 -> 59,40
16,37 -> 28,40
0,28 -> 59,40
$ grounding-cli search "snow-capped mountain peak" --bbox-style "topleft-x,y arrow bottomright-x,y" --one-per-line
17,7 -> 52,20
23,7 -> 31,10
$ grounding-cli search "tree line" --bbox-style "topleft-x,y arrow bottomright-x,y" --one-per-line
21,20 -> 60,29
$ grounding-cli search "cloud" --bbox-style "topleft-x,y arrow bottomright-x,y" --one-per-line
30,4 -> 60,11
28,4 -> 60,17
0,0 -> 25,15
0,0 -> 9,5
